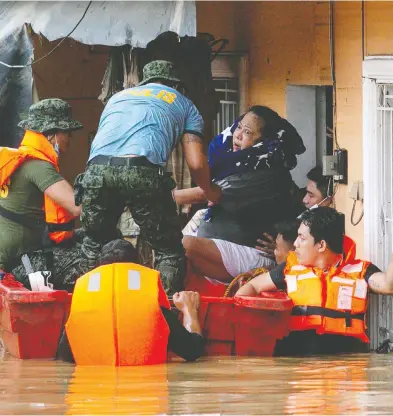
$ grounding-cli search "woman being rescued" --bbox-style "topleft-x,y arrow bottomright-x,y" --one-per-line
175,105 -> 306,283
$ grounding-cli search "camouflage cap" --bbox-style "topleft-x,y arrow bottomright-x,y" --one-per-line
138,60 -> 182,86
18,98 -> 83,133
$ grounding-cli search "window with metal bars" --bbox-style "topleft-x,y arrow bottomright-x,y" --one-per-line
376,84 -> 393,268
212,78 -> 239,135
365,81 -> 393,352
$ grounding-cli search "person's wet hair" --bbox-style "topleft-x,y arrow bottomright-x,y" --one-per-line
300,206 -> 344,254
98,239 -> 139,266
246,105 -> 306,170
274,220 -> 299,246
248,106 -> 281,139
307,166 -> 333,199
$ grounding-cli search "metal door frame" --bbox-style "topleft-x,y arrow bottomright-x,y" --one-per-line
363,57 -> 393,350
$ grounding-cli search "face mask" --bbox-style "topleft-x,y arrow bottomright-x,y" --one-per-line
297,196 -> 331,219
54,135 -> 60,155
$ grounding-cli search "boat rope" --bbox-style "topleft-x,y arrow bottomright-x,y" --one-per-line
224,267 -> 268,298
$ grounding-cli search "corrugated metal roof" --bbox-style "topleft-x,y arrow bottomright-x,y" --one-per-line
0,1 -> 196,46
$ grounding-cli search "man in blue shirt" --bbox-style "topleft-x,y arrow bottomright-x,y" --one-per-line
77,60 -> 221,294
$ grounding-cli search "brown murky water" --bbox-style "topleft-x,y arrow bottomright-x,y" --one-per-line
0,348 -> 392,415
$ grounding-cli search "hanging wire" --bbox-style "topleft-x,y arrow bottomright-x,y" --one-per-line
0,1 -> 92,69
329,0 -> 341,150
351,199 -> 364,226
330,176 -> 339,209
361,0 -> 365,61
350,181 -> 364,226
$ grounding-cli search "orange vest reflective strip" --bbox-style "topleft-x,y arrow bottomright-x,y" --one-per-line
0,131 -> 75,244
284,251 -> 369,342
66,263 -> 170,366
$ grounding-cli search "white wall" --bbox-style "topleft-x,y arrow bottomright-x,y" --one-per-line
286,85 -> 317,188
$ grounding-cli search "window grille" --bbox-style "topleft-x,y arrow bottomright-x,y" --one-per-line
213,78 -> 239,135
366,82 -> 393,350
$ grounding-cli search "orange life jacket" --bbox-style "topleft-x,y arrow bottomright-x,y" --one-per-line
66,263 -> 171,366
343,235 -> 356,261
283,246 -> 370,343
0,131 -> 75,244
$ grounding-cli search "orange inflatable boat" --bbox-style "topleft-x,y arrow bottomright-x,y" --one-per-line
0,265 -> 293,361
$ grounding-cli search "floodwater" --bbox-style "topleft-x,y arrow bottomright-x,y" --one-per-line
1,349 -> 393,415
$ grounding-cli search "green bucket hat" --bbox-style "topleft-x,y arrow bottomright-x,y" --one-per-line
18,98 -> 83,133
138,60 -> 182,86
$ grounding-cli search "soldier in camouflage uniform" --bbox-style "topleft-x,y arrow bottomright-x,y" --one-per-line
78,60 -> 221,295
0,99 -> 135,290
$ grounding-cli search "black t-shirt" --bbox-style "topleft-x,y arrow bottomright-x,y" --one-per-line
269,261 -> 381,356
161,307 -> 205,361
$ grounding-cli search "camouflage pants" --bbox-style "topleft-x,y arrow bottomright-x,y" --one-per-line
76,163 -> 186,295
12,246 -> 85,292
11,239 -> 137,292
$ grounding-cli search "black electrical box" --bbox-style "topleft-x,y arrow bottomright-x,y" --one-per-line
333,148 -> 348,184
322,148 -> 348,184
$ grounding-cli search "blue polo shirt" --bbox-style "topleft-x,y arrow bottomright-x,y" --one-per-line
88,83 -> 204,166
